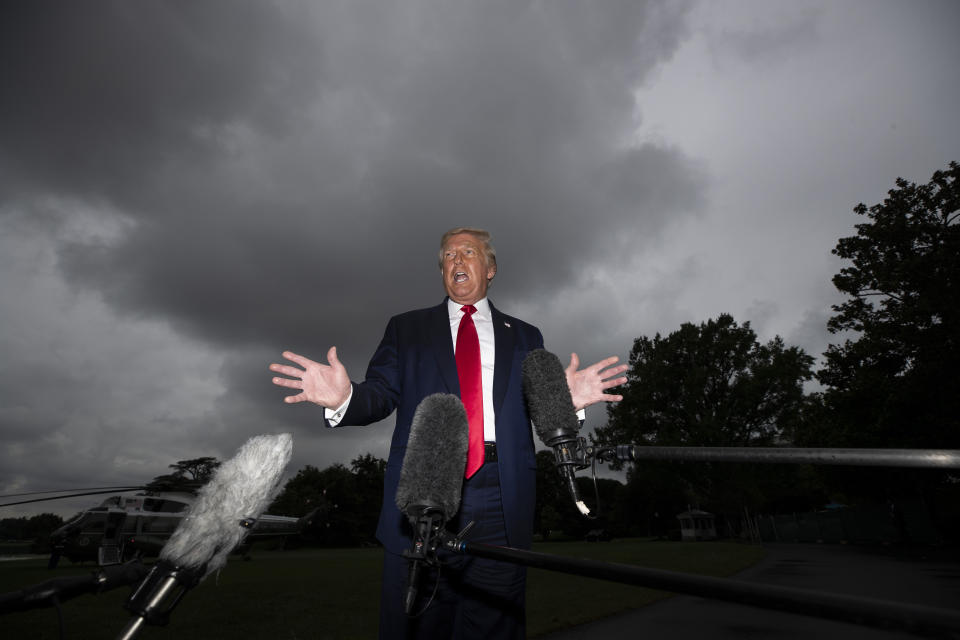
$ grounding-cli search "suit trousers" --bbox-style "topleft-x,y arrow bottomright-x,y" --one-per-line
378,461 -> 527,640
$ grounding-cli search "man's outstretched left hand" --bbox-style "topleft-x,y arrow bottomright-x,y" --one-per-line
565,353 -> 628,411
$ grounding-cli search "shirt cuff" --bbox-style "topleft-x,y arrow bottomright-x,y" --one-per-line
324,387 -> 353,426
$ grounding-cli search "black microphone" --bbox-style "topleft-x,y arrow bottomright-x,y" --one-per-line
118,433 -> 293,640
522,349 -> 591,516
395,393 -> 468,615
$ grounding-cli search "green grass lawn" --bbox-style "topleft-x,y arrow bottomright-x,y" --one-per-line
0,539 -> 764,639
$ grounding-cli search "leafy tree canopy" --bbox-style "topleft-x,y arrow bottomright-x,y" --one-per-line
595,314 -> 815,514
816,161 -> 959,449
0,513 -> 64,541
169,456 -> 222,482
598,314 -> 814,453
269,454 -> 386,546
144,456 -> 222,493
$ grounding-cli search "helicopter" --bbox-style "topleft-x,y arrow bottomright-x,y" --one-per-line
40,489 -> 319,569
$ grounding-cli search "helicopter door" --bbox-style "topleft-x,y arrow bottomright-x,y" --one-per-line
97,511 -> 127,566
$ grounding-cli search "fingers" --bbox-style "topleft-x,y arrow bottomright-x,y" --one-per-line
586,355 -> 620,373
281,350 -> 316,368
271,376 -> 303,390
269,363 -> 305,378
284,392 -> 306,404
594,362 -> 628,383
568,354 -> 625,376
576,357 -> 627,384
565,352 -> 580,375
272,348 -> 346,407
601,372 -> 628,387
327,345 -> 344,370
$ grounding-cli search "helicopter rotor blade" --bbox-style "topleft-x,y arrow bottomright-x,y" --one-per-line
0,487 -> 144,508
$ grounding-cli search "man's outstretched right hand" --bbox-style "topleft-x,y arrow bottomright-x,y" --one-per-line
270,347 -> 351,408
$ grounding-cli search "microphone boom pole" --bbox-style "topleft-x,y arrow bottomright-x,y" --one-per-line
596,445 -> 960,469
444,536 -> 960,639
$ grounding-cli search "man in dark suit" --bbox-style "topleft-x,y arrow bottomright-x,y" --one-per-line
270,227 -> 626,639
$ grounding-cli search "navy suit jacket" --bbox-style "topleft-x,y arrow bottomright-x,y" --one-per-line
329,299 -> 543,554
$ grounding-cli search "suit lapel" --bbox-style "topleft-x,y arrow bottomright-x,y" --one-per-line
430,300 -> 460,395
490,301 -> 515,420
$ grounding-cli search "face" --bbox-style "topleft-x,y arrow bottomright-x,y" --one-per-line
441,233 -> 496,305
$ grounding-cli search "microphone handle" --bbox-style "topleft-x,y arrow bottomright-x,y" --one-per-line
117,573 -> 180,640
558,453 -> 590,516
549,438 -> 591,516
404,559 -> 420,615
401,506 -> 444,615
118,560 -> 202,639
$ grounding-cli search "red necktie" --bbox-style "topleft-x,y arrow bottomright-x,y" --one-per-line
456,305 -> 485,478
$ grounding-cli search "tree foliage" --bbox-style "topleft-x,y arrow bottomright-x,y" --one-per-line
815,161 -> 960,449
595,314 -> 816,516
269,453 -> 386,546
169,457 -> 222,482
0,513 -> 64,541
144,456 -> 222,493
598,314 -> 814,450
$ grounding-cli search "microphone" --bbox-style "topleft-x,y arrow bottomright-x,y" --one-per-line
118,433 -> 293,640
395,393 -> 468,615
522,349 -> 591,516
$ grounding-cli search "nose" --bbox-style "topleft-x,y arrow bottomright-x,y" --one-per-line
453,251 -> 464,265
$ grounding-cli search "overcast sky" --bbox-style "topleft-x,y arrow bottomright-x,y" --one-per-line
2,0 -> 958,519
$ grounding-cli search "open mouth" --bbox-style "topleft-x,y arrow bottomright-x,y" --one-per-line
454,271 -> 468,284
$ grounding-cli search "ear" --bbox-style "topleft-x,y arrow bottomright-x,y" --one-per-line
487,263 -> 497,281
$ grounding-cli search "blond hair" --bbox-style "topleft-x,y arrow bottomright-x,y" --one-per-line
438,227 -> 497,269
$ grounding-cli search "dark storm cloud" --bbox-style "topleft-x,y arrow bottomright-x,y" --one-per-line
0,0 -> 324,205
3,0 -> 959,519
4,1 -> 701,357
2,2 -> 704,424
1,1 -> 705,507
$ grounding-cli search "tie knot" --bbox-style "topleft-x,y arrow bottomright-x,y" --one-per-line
461,305 -> 477,316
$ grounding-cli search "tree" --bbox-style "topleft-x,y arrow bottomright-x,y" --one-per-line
816,161 -> 960,450
596,314 -> 815,514
268,453 -> 388,546
0,513 -> 64,541
349,453 -> 386,539
144,456 -> 222,492
169,457 -> 222,482
599,314 -> 813,449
